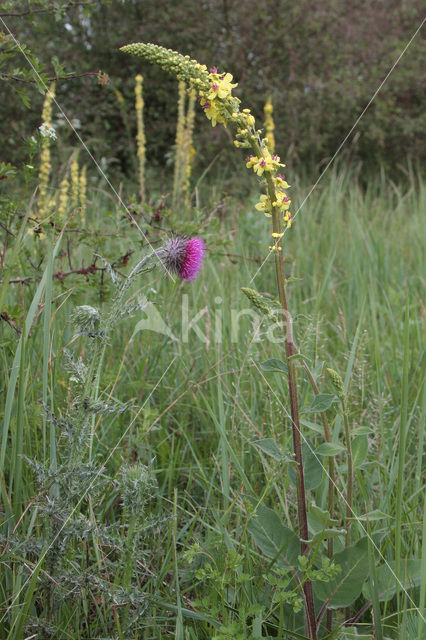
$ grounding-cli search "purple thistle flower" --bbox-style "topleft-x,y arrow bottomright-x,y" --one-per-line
161,236 -> 205,282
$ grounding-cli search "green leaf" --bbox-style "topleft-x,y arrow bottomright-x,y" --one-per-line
251,438 -> 294,463
288,441 -> 323,490
247,504 -> 300,568
352,435 -> 369,467
300,418 -> 324,434
288,353 -> 311,363
302,393 -> 338,413
362,559 -> 421,602
306,527 -> 347,545
315,442 -> 345,456
308,502 -> 340,527
312,361 -> 326,378
315,537 -> 369,608
352,426 -> 373,436
260,358 -> 288,374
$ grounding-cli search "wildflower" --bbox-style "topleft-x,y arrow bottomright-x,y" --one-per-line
200,97 -> 225,127
38,83 -> 56,219
207,72 -> 237,100
135,74 -> 146,201
57,177 -> 69,223
39,123 -> 57,140
255,194 -> 272,217
161,236 -> 205,282
70,153 -> 80,211
250,150 -> 283,176
273,192 -> 291,211
275,174 -> 290,189
264,97 -> 275,153
284,211 -> 292,228
79,166 -> 87,217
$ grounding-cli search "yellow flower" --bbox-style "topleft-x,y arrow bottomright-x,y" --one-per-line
273,190 -> 291,211
201,98 -> 225,127
207,72 -> 237,100
284,211 -> 292,228
251,149 -> 283,176
255,194 -> 272,217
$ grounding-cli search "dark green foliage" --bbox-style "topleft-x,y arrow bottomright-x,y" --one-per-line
0,0 -> 425,175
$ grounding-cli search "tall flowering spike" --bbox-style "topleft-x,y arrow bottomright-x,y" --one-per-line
161,236 -> 205,282
120,43 -> 211,90
182,88 -> 196,204
264,97 -> 275,154
57,177 -> 69,225
173,81 -> 187,207
38,83 -> 56,219
121,42 -> 293,237
70,152 -> 79,210
79,165 -> 87,220
135,74 -> 146,202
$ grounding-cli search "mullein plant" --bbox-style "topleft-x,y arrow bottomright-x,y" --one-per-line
134,74 -> 146,202
120,43 -> 354,639
70,151 -> 80,215
57,176 -> 69,226
5,237 -> 205,636
172,80 -> 197,209
79,164 -> 87,221
264,97 -> 276,154
38,83 -> 56,222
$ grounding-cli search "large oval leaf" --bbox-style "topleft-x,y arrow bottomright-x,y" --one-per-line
362,559 -> 421,601
315,537 -> 369,608
247,504 -> 300,569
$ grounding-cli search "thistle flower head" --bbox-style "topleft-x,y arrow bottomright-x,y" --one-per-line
161,236 -> 205,282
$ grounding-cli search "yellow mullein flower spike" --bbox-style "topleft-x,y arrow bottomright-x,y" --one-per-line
57,177 -> 69,225
264,97 -> 275,154
135,74 -> 146,202
121,42 -> 296,242
38,83 -> 56,221
79,165 -> 87,221
70,153 -> 80,214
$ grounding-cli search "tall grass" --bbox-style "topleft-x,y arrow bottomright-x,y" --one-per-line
0,166 -> 424,638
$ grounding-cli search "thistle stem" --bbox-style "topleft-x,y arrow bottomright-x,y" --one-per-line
249,138 -> 317,639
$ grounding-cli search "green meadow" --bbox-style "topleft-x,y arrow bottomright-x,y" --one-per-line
1,164 -> 424,638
